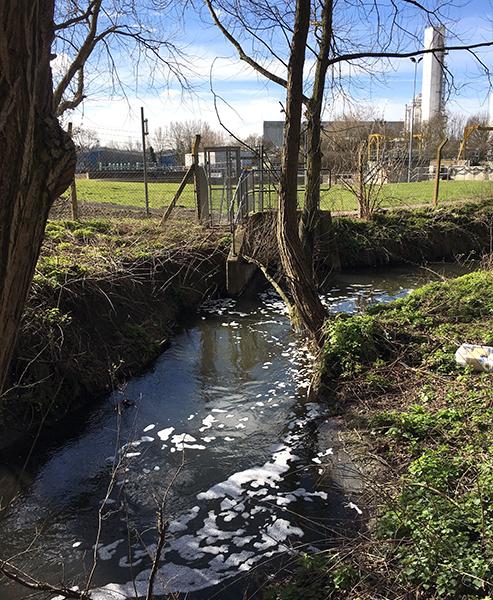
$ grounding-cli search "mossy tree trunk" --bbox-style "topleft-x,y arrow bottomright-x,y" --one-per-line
0,1 -> 75,392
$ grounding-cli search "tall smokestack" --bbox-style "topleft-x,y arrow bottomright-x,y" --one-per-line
421,26 -> 445,123
489,91 -> 493,127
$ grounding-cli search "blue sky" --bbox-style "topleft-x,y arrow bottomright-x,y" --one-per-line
61,0 -> 493,145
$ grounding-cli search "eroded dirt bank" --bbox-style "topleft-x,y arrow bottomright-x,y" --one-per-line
0,219 -> 228,450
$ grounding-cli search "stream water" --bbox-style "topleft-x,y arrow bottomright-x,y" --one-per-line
0,265 -> 468,600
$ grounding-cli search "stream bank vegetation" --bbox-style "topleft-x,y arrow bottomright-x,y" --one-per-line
269,269 -> 493,599
0,217 -> 229,449
244,199 -> 493,275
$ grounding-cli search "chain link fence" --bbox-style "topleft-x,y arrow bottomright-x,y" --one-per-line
51,129 -> 493,223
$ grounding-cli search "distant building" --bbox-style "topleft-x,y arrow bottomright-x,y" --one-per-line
421,26 -> 446,123
76,147 -> 143,172
263,121 -> 285,148
263,120 -> 405,149
185,147 -> 256,168
405,94 -> 422,132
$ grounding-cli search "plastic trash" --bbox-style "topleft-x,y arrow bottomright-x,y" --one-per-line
455,344 -> 493,372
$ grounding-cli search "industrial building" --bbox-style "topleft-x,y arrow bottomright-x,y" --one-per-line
262,120 -> 404,150
421,26 -> 446,123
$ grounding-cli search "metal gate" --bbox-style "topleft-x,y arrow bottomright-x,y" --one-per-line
204,146 -> 242,223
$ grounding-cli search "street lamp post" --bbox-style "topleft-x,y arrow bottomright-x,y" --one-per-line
407,56 -> 422,183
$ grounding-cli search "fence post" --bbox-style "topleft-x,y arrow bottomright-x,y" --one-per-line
193,135 -> 209,225
433,138 -> 449,208
140,107 -> 150,216
67,122 -> 79,220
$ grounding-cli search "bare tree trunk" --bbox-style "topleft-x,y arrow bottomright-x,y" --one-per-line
300,0 -> 333,267
0,1 -> 76,392
277,0 -> 327,347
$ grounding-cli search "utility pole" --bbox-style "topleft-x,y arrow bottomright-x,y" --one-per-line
140,106 -> 150,215
407,56 -> 422,183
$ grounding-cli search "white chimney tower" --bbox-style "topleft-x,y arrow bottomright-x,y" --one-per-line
421,26 -> 445,123
488,91 -> 493,127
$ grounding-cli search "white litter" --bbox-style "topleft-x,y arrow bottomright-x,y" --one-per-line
455,344 -> 493,372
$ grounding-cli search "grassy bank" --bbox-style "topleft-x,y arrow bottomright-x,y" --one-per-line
244,200 -> 493,273
271,271 -> 493,599
1,218 -> 229,449
331,200 -> 493,268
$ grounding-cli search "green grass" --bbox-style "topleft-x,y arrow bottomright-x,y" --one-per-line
63,179 -> 197,209
64,178 -> 493,212
319,179 -> 493,212
37,217 -> 229,285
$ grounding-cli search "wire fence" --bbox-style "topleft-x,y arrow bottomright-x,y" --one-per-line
51,134 -> 493,224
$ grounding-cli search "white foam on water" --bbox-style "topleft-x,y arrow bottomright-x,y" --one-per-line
197,445 -> 294,501
157,427 -> 174,441
143,424 -> 155,432
170,433 -> 204,451
59,301 -> 344,600
317,448 -> 334,458
199,414 -> 217,432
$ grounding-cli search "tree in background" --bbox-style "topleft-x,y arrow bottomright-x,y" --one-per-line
72,126 -> 100,152
320,110 -> 398,173
464,113 -> 492,163
160,120 -> 226,163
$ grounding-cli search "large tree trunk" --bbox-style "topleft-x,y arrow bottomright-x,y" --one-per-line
0,1 -> 76,392
300,0 -> 333,268
277,0 -> 327,347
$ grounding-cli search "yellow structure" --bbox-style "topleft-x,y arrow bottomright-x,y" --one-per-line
457,124 -> 493,161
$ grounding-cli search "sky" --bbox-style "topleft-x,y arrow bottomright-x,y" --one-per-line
57,0 -> 493,146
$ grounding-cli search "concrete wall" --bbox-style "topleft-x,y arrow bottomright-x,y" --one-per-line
449,165 -> 492,181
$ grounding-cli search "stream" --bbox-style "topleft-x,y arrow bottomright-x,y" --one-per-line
0,265 -> 468,599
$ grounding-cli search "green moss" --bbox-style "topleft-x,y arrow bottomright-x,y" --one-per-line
332,199 -> 493,265
265,553 -> 358,599
372,404 -> 464,443
120,323 -> 161,363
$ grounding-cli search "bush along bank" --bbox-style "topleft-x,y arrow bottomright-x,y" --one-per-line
270,270 -> 493,599
0,218 -> 229,450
